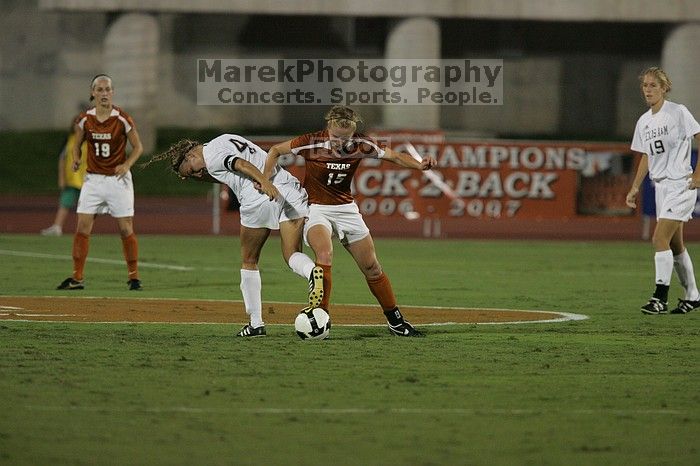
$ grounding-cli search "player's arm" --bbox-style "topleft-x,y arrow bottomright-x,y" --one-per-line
71,124 -> 85,172
115,128 -> 144,177
381,147 -> 436,171
625,151 -> 649,208
689,133 -> 700,189
264,140 -> 293,179
232,158 -> 279,201
57,142 -> 67,189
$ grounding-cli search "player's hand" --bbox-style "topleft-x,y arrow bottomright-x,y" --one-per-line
114,163 -> 130,177
688,177 -> 700,190
71,160 -> 81,172
625,187 -> 638,208
255,180 -> 279,200
421,156 -> 437,170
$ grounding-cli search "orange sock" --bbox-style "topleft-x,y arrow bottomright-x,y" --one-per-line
121,233 -> 139,280
366,272 -> 397,311
318,263 -> 332,310
72,233 -> 89,281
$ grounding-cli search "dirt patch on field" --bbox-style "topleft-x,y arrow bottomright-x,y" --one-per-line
0,296 -> 562,325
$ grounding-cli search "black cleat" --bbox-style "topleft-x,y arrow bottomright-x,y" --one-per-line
127,279 -> 142,291
669,298 -> 700,314
56,277 -> 84,290
236,324 -> 266,337
641,297 -> 667,315
388,320 -> 424,337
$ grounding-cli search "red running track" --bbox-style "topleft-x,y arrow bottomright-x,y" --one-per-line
3,195 -> 700,241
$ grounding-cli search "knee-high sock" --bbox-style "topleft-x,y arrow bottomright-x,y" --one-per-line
240,269 -> 263,328
674,249 -> 700,300
121,233 -> 139,280
72,233 -> 89,281
287,252 -> 315,280
366,272 -> 397,312
655,250 -> 674,287
318,264 -> 332,309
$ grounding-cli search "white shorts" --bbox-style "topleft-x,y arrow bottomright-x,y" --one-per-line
240,182 -> 309,230
304,202 -> 370,246
654,178 -> 697,222
77,172 -> 134,217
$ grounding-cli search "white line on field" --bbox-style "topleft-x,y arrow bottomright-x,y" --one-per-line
0,248 -> 228,272
20,405 -> 688,416
0,295 -> 589,325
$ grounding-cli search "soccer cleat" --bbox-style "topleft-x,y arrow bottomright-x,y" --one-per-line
640,297 -> 668,315
669,298 -> 700,314
127,279 -> 142,291
56,277 -> 84,290
388,320 -> 424,337
308,266 -> 324,308
236,324 -> 266,337
40,225 -> 62,236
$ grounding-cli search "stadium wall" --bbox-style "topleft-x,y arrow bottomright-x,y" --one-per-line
1,1 -> 689,141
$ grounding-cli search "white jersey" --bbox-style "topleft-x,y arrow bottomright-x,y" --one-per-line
202,134 -> 298,204
631,100 -> 700,181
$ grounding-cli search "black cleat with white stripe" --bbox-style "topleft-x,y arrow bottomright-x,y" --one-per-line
236,324 -> 266,337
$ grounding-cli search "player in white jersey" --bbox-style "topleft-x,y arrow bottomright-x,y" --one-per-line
626,67 -> 700,315
147,135 -> 324,336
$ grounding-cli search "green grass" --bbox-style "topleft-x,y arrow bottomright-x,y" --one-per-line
0,234 -> 698,465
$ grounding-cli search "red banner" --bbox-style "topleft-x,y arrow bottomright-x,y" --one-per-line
256,138 -> 633,221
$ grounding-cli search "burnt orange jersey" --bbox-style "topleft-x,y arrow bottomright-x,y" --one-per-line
75,106 -> 135,175
290,130 -> 386,205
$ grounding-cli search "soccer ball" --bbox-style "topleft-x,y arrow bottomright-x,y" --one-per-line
294,307 -> 331,340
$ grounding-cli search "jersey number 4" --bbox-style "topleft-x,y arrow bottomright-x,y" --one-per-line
649,139 -> 665,156
94,142 -> 110,158
229,138 -> 255,154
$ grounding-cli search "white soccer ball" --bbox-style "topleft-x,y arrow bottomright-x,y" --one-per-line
294,307 -> 331,340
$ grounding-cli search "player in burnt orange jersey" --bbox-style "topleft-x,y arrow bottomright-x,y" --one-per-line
264,105 -> 436,337
57,75 -> 144,291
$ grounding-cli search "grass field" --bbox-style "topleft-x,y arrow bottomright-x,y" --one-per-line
0,234 -> 698,465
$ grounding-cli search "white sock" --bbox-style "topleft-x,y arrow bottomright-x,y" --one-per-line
654,250 -> 673,287
673,250 -> 700,301
240,269 -> 263,328
288,252 -> 315,280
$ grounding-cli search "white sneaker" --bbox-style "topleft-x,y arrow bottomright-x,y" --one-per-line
40,225 -> 62,236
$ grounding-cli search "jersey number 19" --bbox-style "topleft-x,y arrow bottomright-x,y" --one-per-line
648,139 -> 665,156
94,142 -> 110,158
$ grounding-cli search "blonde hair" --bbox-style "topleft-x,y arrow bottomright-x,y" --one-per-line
639,67 -> 672,93
89,74 -> 113,101
141,139 -> 201,175
325,105 -> 363,130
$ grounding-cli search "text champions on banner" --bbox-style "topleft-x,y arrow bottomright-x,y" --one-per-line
255,138 -> 635,221
197,59 -> 503,106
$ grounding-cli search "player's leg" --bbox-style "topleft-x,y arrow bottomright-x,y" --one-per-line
670,223 -> 700,313
57,212 -> 94,289
643,179 -> 696,314
306,224 -> 334,310
642,218 -> 681,314
59,175 -> 106,289
115,216 -> 140,289
43,188 -> 79,236
344,234 -> 422,337
237,225 -> 270,336
279,217 -> 323,308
